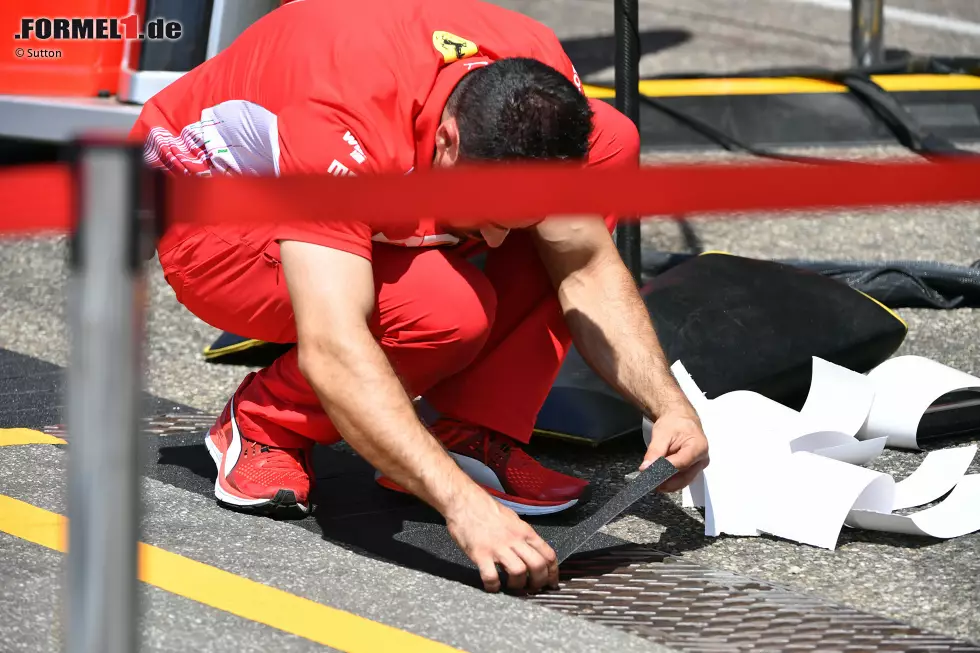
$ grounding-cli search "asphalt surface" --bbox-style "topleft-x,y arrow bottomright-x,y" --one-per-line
500,0 -> 980,80
2,0 -> 979,651
0,445 -> 662,653
0,532 -> 328,653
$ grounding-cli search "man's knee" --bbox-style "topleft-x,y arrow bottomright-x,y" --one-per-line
374,248 -> 497,364
428,258 -> 497,358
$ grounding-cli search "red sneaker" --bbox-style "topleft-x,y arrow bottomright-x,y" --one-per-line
204,395 -> 314,517
377,417 -> 590,515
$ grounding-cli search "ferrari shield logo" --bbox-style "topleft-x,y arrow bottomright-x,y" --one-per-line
432,31 -> 478,63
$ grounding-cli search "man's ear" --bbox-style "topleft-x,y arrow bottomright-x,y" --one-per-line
433,117 -> 461,167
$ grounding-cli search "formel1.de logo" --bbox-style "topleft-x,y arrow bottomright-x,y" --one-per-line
14,15 -> 182,41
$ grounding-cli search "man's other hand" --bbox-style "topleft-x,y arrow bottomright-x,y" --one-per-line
446,489 -> 558,593
641,410 -> 709,493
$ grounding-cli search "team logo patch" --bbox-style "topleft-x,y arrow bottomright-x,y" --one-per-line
432,31 -> 478,63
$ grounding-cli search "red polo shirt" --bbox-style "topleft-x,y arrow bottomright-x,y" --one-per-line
132,0 -> 589,260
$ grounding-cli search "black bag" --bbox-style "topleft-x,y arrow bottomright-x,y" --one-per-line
535,253 -> 908,444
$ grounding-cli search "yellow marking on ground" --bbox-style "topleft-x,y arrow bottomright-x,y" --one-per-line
202,337 -> 267,359
0,428 -> 66,446
582,74 -> 980,99
0,494 -> 65,550
0,494 -> 463,653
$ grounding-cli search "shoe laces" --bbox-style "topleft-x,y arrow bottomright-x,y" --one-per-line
440,421 -> 518,469
242,439 -> 305,472
485,431 -> 517,468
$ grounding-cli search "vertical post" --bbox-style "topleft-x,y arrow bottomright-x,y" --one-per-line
614,0 -> 642,284
66,141 -> 149,653
851,0 -> 885,68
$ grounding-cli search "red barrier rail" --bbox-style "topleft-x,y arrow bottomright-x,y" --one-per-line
0,163 -> 75,236
169,158 -> 980,228
2,157 -> 980,236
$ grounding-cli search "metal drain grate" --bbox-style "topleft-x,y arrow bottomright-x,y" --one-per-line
43,411 -> 214,439
527,546 -> 980,652
142,412 -> 214,435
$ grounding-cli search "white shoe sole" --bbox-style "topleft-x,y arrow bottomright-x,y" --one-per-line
375,450 -> 582,516
205,397 -> 310,514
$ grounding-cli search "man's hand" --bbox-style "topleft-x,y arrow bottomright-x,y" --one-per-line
531,215 -> 710,493
642,409 -> 709,493
280,240 -> 559,594
446,488 -> 559,593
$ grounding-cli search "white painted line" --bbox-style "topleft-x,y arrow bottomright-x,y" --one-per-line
783,0 -> 980,37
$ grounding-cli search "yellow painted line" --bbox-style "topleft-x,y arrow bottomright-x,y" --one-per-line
0,493 -> 66,549
0,494 -> 462,653
583,74 -> 980,99
202,337 -> 267,359
0,428 -> 66,446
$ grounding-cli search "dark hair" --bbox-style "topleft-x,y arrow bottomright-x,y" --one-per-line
446,57 -> 593,162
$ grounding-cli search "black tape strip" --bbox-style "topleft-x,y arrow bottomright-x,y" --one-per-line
549,456 -> 677,563
393,456 -> 677,574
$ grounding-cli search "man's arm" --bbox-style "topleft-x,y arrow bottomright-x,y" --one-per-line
280,240 -> 558,592
532,217 -> 709,490
282,241 -> 468,509
275,104 -> 483,515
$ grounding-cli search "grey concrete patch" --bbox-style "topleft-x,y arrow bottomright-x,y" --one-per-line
0,236 -> 251,416
886,0 -> 980,22
0,498 -> 332,653
0,534 -> 63,653
141,585 -> 333,653
0,444 -> 671,653
497,0 -> 980,80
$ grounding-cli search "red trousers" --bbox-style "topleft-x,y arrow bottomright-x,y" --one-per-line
158,100 -> 639,449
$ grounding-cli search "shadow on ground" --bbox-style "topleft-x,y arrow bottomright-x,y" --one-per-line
560,29 -> 692,78
153,434 -> 674,591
